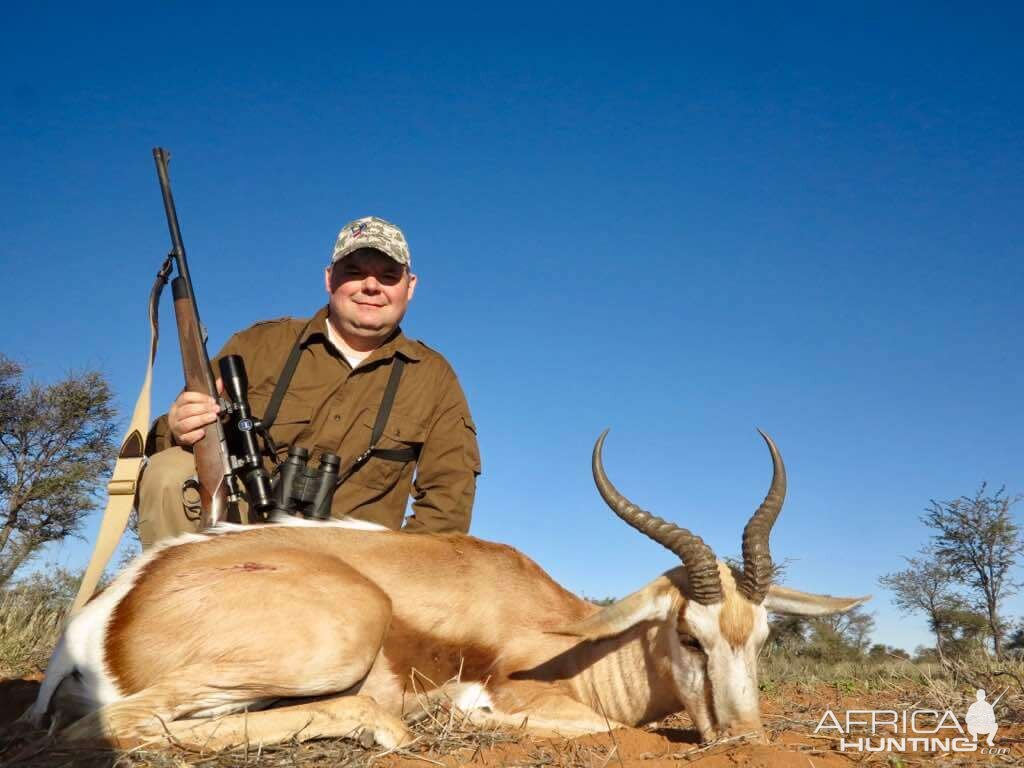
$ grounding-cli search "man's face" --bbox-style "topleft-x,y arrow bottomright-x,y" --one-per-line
324,248 -> 417,347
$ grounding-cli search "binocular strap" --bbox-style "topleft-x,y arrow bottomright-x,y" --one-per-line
263,324 -> 417,485
261,317 -> 315,434
340,356 -> 417,483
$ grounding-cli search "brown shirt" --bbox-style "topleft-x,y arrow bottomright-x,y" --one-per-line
148,306 -> 481,533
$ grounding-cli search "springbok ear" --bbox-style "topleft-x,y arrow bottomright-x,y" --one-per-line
763,584 -> 870,616
549,581 -> 675,641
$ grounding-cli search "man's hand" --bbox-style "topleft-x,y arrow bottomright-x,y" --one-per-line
169,378 -> 223,447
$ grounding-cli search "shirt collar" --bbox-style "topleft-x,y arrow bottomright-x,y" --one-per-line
301,305 -> 422,363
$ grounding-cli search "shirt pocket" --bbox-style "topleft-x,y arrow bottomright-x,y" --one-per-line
347,413 -> 427,492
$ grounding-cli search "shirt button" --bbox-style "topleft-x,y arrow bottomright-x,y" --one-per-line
334,414 -> 342,422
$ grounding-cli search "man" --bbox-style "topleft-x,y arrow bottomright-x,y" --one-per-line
138,216 -> 480,548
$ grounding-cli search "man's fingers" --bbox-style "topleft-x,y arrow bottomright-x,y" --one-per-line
176,412 -> 219,433
175,390 -> 220,407
171,389 -> 220,444
175,402 -> 220,419
178,428 -> 206,446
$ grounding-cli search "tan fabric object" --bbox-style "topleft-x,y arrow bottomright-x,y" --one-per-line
71,290 -> 161,612
147,305 -> 480,539
136,447 -> 204,549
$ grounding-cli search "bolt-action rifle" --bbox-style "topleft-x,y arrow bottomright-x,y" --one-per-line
71,148 -> 329,614
155,149 -> 292,525
71,148 -> 239,611
152,147 -> 237,527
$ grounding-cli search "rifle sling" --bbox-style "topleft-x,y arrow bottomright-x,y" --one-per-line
71,255 -> 174,614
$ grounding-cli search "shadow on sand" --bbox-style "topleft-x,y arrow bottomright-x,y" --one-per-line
0,677 -> 125,767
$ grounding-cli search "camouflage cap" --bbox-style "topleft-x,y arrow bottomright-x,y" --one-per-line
330,216 -> 411,268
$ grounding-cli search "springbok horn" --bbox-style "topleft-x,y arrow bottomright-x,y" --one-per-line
592,430 -> 722,605
738,429 -> 787,604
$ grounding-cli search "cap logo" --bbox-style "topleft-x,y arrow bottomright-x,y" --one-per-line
351,222 -> 367,239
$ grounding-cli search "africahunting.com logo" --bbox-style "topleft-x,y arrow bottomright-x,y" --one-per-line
814,689 -> 1008,755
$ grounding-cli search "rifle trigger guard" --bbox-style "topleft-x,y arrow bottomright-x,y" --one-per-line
180,476 -> 203,521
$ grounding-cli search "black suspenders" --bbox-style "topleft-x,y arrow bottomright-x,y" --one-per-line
262,320 -> 418,482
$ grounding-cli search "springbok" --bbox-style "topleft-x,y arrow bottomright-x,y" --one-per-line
27,430 -> 866,750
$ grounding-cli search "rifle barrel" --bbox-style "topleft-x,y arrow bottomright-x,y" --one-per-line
153,147 -> 194,300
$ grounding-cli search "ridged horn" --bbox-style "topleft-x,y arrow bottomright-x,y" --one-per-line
738,429 -> 787,604
592,430 -> 722,605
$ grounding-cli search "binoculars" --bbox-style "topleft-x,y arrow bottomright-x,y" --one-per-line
270,446 -> 340,520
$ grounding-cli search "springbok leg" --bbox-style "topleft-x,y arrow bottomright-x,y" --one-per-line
163,694 -> 410,750
60,667 -> 411,751
471,686 -> 630,738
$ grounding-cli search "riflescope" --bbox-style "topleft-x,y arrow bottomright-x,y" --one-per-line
218,355 -> 275,514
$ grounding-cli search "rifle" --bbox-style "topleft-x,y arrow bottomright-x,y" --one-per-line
152,147 -> 236,528
72,148 -> 266,613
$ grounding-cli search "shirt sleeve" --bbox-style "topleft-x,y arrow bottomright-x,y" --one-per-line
403,368 -> 481,534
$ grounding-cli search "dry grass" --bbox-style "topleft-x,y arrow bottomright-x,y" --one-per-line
761,651 -> 1024,718
6,656 -> 1022,767
3,691 -> 531,768
0,590 -> 66,678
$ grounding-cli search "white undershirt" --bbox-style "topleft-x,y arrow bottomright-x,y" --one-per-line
325,319 -> 371,369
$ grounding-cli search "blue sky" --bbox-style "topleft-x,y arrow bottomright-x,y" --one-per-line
2,3 -> 1022,652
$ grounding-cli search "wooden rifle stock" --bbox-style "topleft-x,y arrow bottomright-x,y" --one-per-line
153,147 -> 234,528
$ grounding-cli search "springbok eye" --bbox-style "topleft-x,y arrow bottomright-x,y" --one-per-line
676,630 -> 703,652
